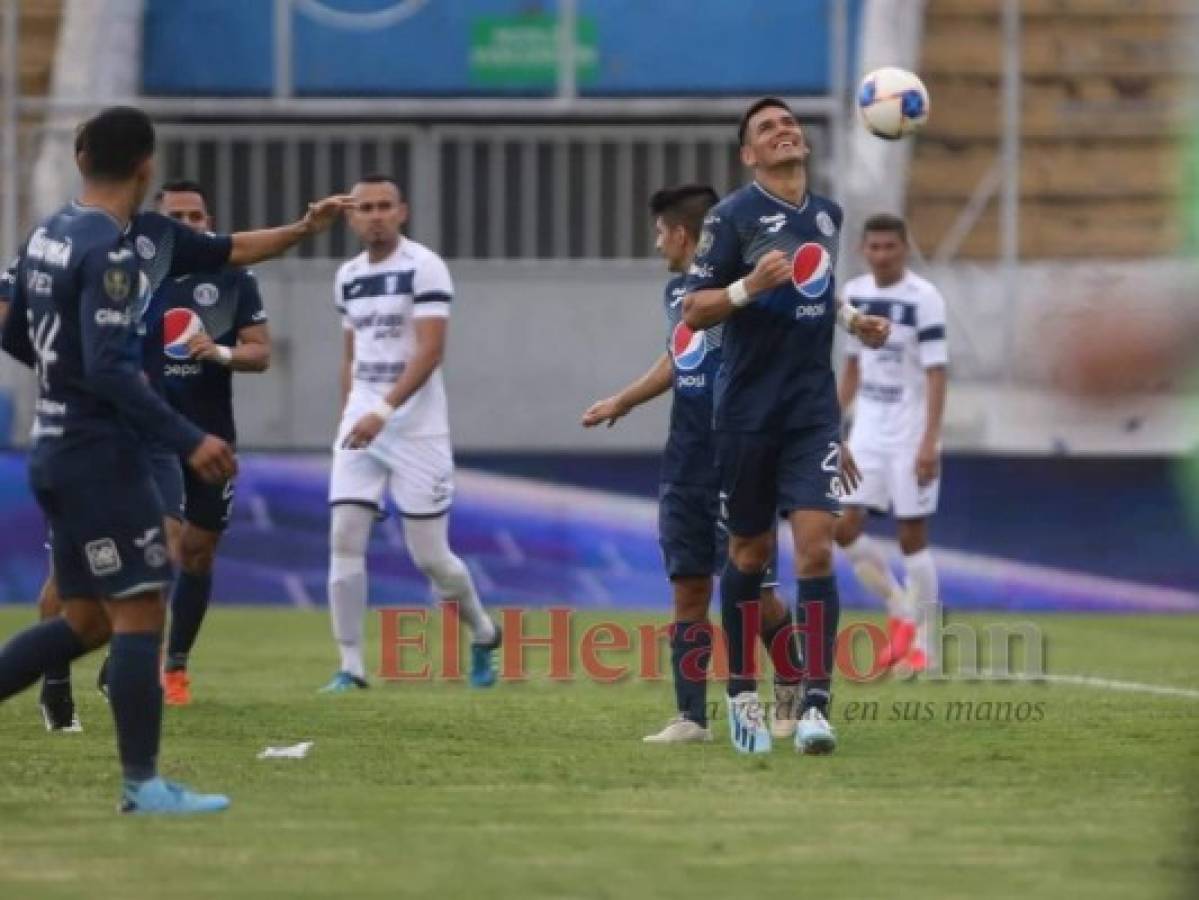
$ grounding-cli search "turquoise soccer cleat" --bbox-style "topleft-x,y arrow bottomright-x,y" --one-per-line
795,707 -> 838,755
727,691 -> 772,754
318,671 -> 369,693
469,622 -> 502,689
119,777 -> 230,815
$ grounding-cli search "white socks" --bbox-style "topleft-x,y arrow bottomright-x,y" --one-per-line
843,534 -> 911,620
904,548 -> 940,661
403,515 -> 497,645
328,505 -> 375,679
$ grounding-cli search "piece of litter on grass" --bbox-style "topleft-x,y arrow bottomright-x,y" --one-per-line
257,740 -> 314,760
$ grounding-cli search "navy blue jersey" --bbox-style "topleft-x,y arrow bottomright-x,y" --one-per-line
0,203 -> 231,458
684,182 -> 843,433
143,268 -> 265,443
661,274 -> 721,487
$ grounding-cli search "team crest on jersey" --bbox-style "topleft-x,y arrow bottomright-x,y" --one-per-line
791,243 -> 832,298
671,322 -> 707,371
193,283 -> 219,307
816,210 -> 836,237
103,267 -> 131,302
135,235 -> 156,260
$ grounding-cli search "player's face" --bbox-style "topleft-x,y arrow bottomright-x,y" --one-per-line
862,230 -> 907,281
348,182 -> 407,246
158,190 -> 211,234
654,216 -> 688,273
741,107 -> 809,170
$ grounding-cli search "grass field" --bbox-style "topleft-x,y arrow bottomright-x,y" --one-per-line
0,607 -> 1196,900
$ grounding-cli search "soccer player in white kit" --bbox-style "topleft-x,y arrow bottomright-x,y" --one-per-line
322,175 -> 500,692
835,214 -> 948,674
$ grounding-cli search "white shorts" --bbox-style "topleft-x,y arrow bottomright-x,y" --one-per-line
843,440 -> 940,520
329,425 -> 455,518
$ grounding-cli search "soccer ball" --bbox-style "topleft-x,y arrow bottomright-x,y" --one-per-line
857,67 -> 930,140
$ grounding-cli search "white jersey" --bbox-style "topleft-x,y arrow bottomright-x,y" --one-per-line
843,269 -> 948,449
334,238 -> 453,438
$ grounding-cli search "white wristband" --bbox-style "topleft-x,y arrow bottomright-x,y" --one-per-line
213,345 -> 233,366
837,303 -> 860,334
727,278 -> 751,307
372,400 -> 397,420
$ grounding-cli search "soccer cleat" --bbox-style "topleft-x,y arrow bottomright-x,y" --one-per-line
469,622 -> 502,689
795,707 -> 837,755
727,691 -> 772,754
899,647 -> 928,675
39,700 -> 82,733
318,671 -> 369,693
877,618 -> 917,670
163,669 -> 192,707
770,683 -> 800,739
119,777 -> 230,816
643,715 -> 713,744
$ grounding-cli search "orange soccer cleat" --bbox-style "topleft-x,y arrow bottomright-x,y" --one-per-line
876,617 -> 917,670
163,669 -> 192,707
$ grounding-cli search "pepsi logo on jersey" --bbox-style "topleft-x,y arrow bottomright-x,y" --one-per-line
791,242 -> 832,299
163,308 -> 205,360
671,322 -> 707,372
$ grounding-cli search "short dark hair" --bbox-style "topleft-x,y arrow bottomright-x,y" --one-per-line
648,184 -> 720,241
355,173 -> 403,198
75,106 -> 156,181
738,97 -> 795,146
862,212 -> 908,242
156,179 -> 210,211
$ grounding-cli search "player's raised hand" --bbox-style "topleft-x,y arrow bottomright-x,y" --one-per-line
840,442 -> 862,493
853,314 -> 891,349
302,194 -> 357,235
343,412 -> 387,449
188,435 -> 238,484
745,249 -> 792,295
581,396 -> 630,428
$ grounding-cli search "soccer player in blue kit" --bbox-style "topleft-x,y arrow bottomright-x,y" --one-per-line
582,185 -> 803,745
0,106 -> 348,812
683,98 -> 877,755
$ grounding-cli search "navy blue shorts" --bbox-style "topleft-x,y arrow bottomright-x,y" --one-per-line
183,465 -> 235,532
716,427 -> 844,537
30,446 -> 173,600
659,481 -> 779,585
149,450 -> 184,521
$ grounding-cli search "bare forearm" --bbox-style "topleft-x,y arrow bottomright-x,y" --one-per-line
838,361 -> 860,413
682,288 -> 735,330
617,353 -> 673,410
230,342 -> 270,373
382,349 -> 441,411
229,222 -> 310,267
922,367 -> 947,445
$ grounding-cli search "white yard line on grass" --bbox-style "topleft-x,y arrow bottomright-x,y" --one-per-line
952,671 -> 1199,700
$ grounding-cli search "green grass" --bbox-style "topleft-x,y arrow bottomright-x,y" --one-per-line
0,607 -> 1197,900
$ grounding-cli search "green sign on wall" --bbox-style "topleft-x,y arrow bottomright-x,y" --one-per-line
469,16 -> 598,87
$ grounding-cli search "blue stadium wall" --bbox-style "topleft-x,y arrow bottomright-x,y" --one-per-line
0,451 -> 1195,614
142,0 -> 863,97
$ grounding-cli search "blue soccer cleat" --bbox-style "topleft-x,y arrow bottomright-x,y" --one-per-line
727,691 -> 772,754
469,622 -> 502,689
795,707 -> 838,755
119,777 -> 230,816
318,671 -> 369,694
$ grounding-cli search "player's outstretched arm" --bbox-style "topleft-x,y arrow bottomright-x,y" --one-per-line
227,194 -> 356,267
581,352 -> 672,428
682,250 -> 791,330
187,323 -> 270,372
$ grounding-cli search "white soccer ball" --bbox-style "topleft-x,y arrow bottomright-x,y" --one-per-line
857,67 -> 930,140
